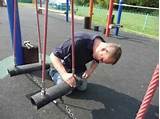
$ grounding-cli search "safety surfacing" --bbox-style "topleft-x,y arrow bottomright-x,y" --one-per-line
0,5 -> 159,119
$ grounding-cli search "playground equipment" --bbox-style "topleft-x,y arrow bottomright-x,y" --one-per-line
6,0 -> 76,111
83,0 -> 93,29
114,0 -> 123,36
83,0 -> 123,36
109,24 -> 123,29
30,0 -> 75,109
6,0 -> 50,76
135,64 -> 159,119
105,0 -> 123,37
7,0 -> 23,65
38,0 -> 70,22
84,16 -> 91,29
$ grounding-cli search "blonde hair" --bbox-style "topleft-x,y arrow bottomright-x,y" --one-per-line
106,43 -> 122,65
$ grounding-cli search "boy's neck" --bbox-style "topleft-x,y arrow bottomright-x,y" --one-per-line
93,38 -> 102,58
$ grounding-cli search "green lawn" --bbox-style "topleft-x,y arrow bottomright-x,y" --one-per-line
75,6 -> 159,39
17,3 -> 159,39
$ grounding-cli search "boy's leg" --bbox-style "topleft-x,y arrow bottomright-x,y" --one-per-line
49,68 -> 87,91
49,67 -> 72,95
48,67 -> 63,84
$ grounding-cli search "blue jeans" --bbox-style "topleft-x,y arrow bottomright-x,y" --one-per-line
49,68 -> 88,91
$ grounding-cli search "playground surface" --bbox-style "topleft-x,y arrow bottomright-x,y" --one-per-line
0,6 -> 159,119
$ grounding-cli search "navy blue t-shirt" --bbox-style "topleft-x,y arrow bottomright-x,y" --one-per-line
53,32 -> 105,73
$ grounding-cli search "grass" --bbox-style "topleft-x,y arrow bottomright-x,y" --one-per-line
75,6 -> 159,39
17,3 -> 159,39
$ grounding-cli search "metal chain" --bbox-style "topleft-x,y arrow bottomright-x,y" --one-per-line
25,74 -> 42,88
53,98 -> 77,119
64,104 -> 77,119
30,76 -> 77,119
32,77 -> 42,88
27,73 -> 77,119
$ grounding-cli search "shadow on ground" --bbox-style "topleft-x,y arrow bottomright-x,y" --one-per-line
28,71 -> 158,119
66,83 -> 158,119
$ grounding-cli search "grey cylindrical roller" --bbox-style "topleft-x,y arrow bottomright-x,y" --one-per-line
8,63 -> 50,76
30,81 -> 72,109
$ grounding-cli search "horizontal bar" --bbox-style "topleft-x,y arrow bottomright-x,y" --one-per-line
114,3 -> 159,10
8,63 -> 50,77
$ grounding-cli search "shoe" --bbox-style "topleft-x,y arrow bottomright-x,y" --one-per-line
76,79 -> 88,91
65,90 -> 73,96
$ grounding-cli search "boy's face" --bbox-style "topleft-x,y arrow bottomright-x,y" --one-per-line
96,46 -> 116,64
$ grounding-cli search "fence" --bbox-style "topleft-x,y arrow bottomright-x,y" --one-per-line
75,5 -> 159,38
113,3 -> 159,37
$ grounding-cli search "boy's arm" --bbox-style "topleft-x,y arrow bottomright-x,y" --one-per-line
50,53 -> 76,87
82,60 -> 98,79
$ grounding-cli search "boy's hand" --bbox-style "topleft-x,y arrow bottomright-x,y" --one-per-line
62,73 -> 76,88
82,70 -> 92,79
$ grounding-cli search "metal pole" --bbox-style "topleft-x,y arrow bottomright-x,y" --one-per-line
114,0 -> 123,36
89,0 -> 94,28
41,0 -> 49,95
66,0 -> 69,22
39,0 -> 42,7
105,0 -> 114,37
71,0 -> 75,74
35,0 -> 42,62
6,0 -> 24,65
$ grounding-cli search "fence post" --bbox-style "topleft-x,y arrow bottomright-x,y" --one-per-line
142,13 -> 149,31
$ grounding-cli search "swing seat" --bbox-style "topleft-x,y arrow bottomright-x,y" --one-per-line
30,80 -> 72,109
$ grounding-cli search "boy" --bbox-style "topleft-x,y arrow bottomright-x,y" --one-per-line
49,32 -> 122,91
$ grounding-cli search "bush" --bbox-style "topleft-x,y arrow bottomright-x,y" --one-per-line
18,0 -> 32,3
75,0 -> 158,9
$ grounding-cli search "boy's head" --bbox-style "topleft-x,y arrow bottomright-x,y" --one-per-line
95,43 -> 122,65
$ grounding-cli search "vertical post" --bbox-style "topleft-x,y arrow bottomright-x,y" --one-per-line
114,0 -> 123,36
38,0 -> 42,14
6,0 -> 24,65
35,0 -> 42,62
39,0 -> 42,7
142,13 -> 148,31
71,0 -> 75,74
41,0 -> 48,95
105,0 -> 114,37
89,0 -> 94,27
66,0 -> 69,22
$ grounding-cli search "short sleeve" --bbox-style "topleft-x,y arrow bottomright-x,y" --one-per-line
92,35 -> 105,42
53,47 -> 64,59
53,40 -> 71,59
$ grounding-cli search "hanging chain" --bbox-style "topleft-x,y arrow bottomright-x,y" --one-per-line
26,73 -> 78,119
32,76 -> 42,88
64,104 -> 77,119
25,74 -> 42,89
53,97 -> 77,119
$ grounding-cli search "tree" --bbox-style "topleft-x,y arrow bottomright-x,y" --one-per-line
95,0 -> 109,8
75,0 -> 89,6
